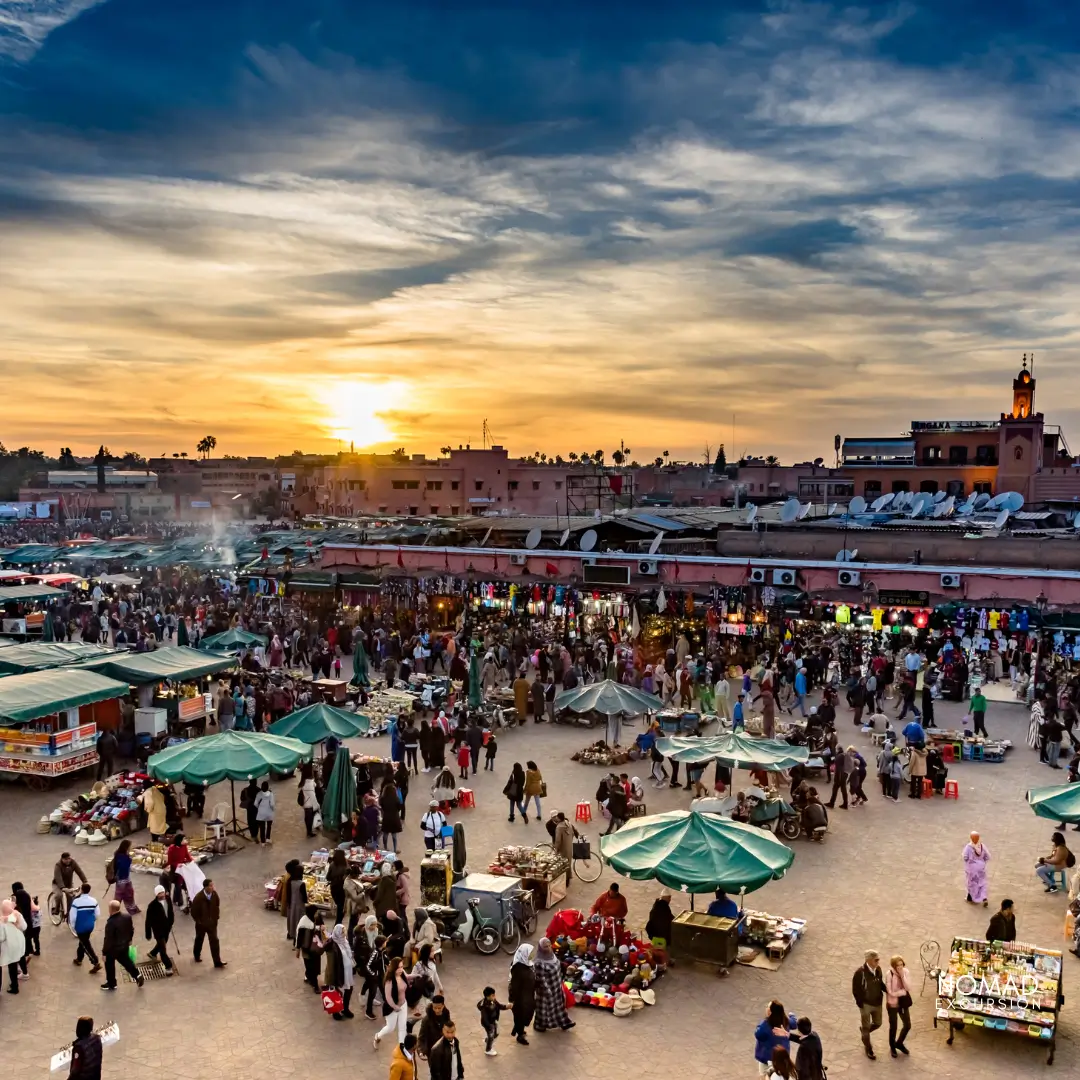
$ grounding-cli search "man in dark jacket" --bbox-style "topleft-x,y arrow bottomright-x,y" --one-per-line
189,879 -> 226,968
145,884 -> 175,974
96,729 -> 118,781
851,950 -> 885,1059
100,900 -> 143,990
531,677 -> 546,723
466,721 -> 484,775
986,898 -> 1017,943
794,1016 -> 825,1079
827,747 -> 852,810
428,1019 -> 465,1080
417,997 -> 452,1060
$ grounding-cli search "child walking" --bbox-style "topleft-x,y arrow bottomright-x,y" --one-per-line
457,742 -> 471,780
484,731 -> 498,772
477,985 -> 508,1056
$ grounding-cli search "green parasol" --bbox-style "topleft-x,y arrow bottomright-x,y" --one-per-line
600,809 -> 794,894
350,640 -> 370,688
656,732 -> 809,771
199,628 -> 267,652
320,744 -> 357,838
147,730 -> 311,835
1027,784 -> 1080,824
41,610 -> 55,642
268,703 -> 370,743
554,679 -> 660,716
468,653 -> 482,708
176,617 -> 189,646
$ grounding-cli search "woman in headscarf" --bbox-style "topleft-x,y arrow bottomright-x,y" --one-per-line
428,721 -> 446,772
323,923 -> 356,1020
962,831 -> 991,906
373,861 -> 398,922
409,942 -> 442,1012
409,908 -> 440,962
645,888 -> 674,947
508,943 -> 536,1045
504,762 -> 527,823
531,938 -> 575,1033
419,719 -> 433,773
285,860 -> 307,943
353,915 -> 381,1016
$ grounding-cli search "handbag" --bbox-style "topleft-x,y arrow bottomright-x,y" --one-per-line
896,993 -> 913,1010
440,824 -> 455,838
321,989 -> 344,1014
572,839 -> 591,860
539,781 -> 548,798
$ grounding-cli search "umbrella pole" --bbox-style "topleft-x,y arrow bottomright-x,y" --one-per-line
229,778 -> 240,837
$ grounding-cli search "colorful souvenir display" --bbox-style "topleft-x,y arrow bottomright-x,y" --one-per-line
43,772 -> 154,839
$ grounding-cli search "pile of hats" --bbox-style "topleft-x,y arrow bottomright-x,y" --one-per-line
45,772 -> 153,840
571,741 -> 632,767
613,988 -> 656,1017
555,937 -> 659,1010
73,826 -> 109,846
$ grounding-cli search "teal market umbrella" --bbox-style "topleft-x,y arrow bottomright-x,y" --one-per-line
600,809 -> 795,896
351,640 -> 370,688
656,732 -> 809,771
41,610 -> 55,642
147,730 -> 311,835
468,653 -> 482,708
176,618 -> 189,647
199,628 -> 267,652
321,745 -> 357,839
1027,784 -> 1080,824
554,679 -> 660,717
269,703 -> 370,744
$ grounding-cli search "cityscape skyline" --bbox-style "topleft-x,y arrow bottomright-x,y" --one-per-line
3,2 -> 1080,461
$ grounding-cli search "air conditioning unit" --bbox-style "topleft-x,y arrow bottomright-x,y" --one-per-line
749,568 -> 767,584
509,553 -> 527,566
940,573 -> 962,589
637,559 -> 659,576
772,569 -> 797,587
582,557 -> 597,567
838,569 -> 861,587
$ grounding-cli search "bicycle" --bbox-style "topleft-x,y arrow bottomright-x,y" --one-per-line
499,888 -> 537,954
47,886 -> 79,927
464,897 -> 511,956
535,837 -> 606,883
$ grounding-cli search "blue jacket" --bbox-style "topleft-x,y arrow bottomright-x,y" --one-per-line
754,1019 -> 790,1064
794,672 -> 807,695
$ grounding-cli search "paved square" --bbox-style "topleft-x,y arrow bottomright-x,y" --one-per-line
1,691 -> 1074,1079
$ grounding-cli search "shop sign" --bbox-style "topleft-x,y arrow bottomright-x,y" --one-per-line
877,590 -> 930,606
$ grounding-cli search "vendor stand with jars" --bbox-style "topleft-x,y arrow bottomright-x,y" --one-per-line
488,844 -> 571,910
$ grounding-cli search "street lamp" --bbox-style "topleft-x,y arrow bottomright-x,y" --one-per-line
1033,591 -> 1049,700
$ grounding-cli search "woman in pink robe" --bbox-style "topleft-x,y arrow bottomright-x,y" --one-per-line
963,831 -> 991,906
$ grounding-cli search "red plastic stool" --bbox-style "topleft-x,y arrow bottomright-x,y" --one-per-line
941,743 -> 955,764
922,778 -> 934,798
575,800 -> 593,824
456,788 -> 475,808
944,780 -> 959,800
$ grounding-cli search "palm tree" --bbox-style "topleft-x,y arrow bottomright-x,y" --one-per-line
196,435 -> 217,460
765,455 -> 780,466
568,452 -> 578,464
611,449 -> 624,466
593,449 -> 605,465
440,445 -> 452,456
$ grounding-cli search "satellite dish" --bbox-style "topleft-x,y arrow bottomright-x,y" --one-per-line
973,493 -> 991,510
559,528 -> 570,547
1002,492 -> 1025,512
849,548 -> 858,561
648,532 -> 664,556
878,492 -> 895,508
993,509 -> 1010,530
579,529 -> 597,553
933,490 -> 947,503
942,495 -> 956,515
524,527 -> 542,550
479,526 -> 493,547
1073,511 -> 1080,530
745,505 -> 758,525
870,495 -> 888,512
931,502 -> 946,518
780,498 -> 800,524
835,550 -> 850,562
797,503 -> 812,519
894,492 -> 910,509
849,495 -> 867,515
956,497 -> 975,516
828,503 -> 839,515
985,493 -> 1004,510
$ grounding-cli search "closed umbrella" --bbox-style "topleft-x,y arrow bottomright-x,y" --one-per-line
268,703 -> 370,744
468,653 -> 482,708
599,809 -> 794,896
1027,784 -> 1080,824
320,744 -> 357,839
147,730 -> 311,835
656,732 -> 809,771
351,640 -> 370,688
41,610 -> 55,642
176,617 -> 189,647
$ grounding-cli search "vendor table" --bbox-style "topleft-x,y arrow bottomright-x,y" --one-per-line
738,909 -> 808,967
0,722 -> 99,788
451,872 -> 522,921
487,845 -> 570,909
670,910 -> 740,967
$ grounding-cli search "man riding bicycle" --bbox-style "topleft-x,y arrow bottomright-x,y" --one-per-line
52,852 -> 89,915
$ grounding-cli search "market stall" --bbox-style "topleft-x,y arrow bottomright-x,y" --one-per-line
41,770 -> 153,840
0,641 -> 121,674
198,628 -> 267,653
925,729 -> 1012,763
488,844 -> 570,910
363,686 -> 416,735
147,730 -> 312,835
735,909 -> 808,970
554,679 -> 661,743
935,936 -> 1062,1064
264,844 -> 401,913
656,732 -> 809,773
0,669 -> 127,788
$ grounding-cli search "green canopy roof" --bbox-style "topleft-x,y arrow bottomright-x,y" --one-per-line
0,668 -> 129,724
0,583 -> 66,603
554,679 -> 660,716
599,809 -> 795,894
656,733 -> 809,770
0,641 -> 121,675
1027,784 -> 1080,824
2,546 -> 68,566
82,646 -> 236,684
199,628 -> 268,652
147,730 -> 312,784
268,703 -> 370,743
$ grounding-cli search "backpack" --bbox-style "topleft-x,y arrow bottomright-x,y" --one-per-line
104,856 -> 116,885
1068,851 -> 1076,869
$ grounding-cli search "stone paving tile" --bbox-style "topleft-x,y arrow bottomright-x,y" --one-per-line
1,691 -> 1076,1079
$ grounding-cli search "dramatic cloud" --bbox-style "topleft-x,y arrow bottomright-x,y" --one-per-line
1,1 -> 1079,461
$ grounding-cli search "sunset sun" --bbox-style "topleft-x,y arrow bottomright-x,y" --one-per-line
321,380 -> 405,449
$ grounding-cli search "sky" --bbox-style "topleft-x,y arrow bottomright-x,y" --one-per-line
2,1 -> 1080,464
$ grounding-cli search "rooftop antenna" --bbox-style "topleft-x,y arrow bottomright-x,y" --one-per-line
482,419 -> 493,450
